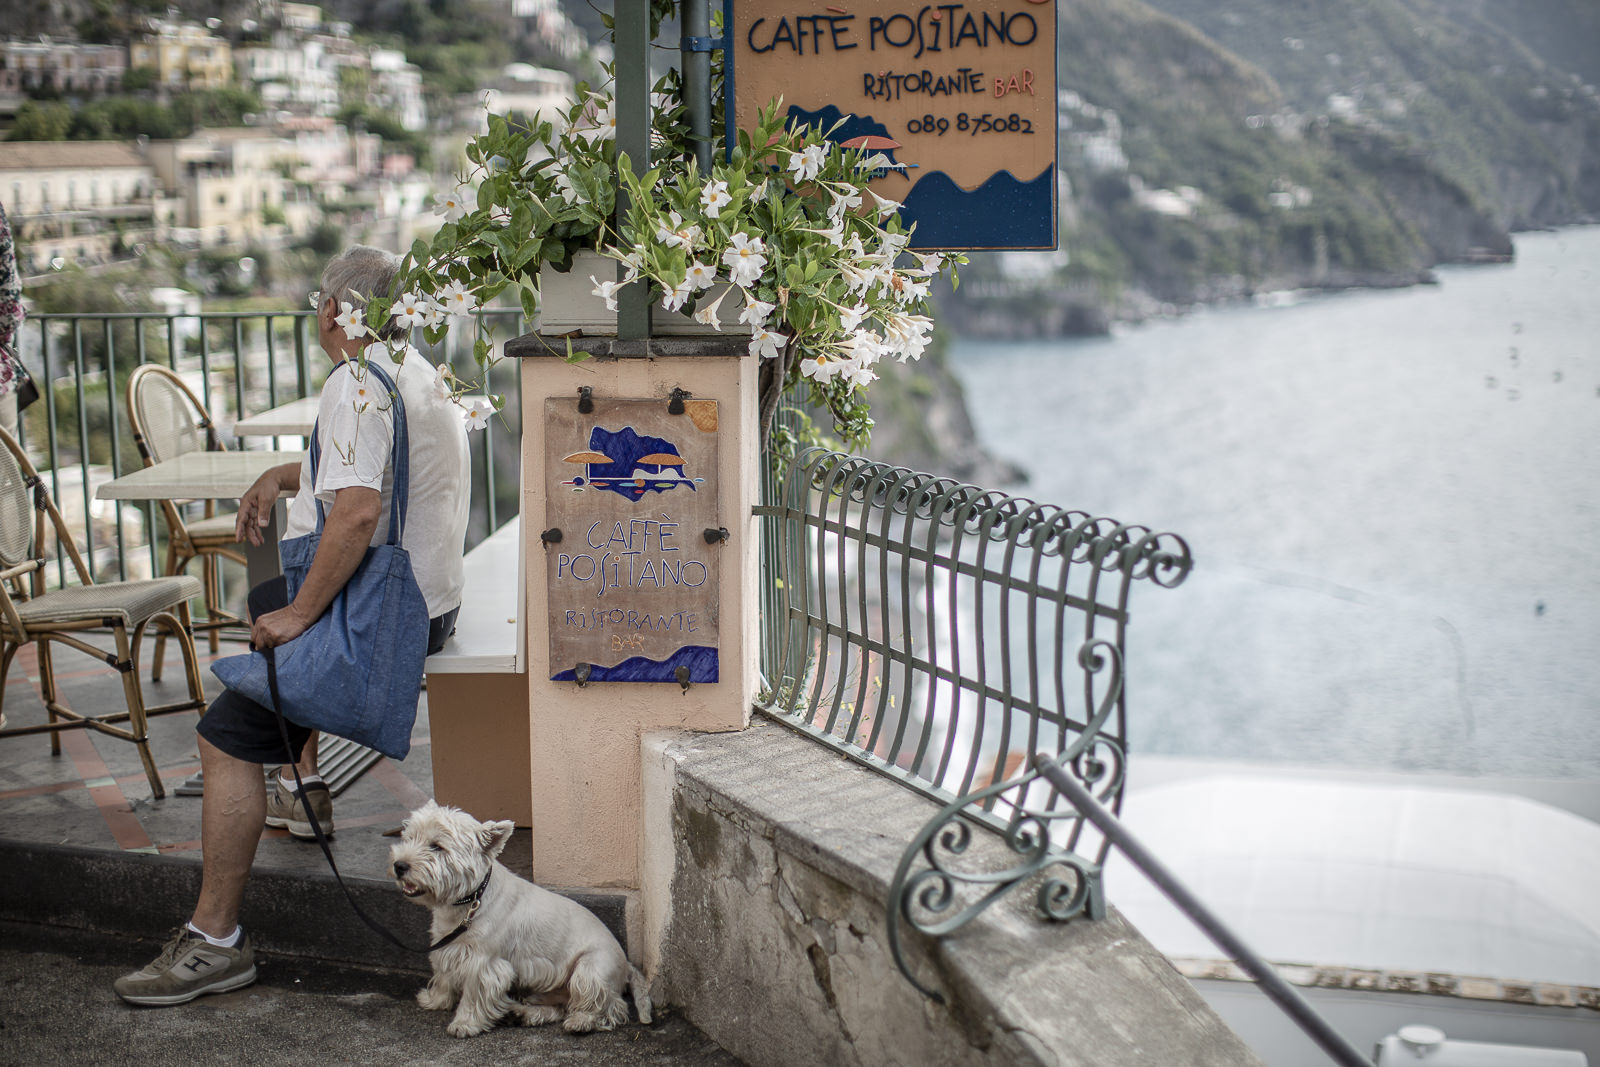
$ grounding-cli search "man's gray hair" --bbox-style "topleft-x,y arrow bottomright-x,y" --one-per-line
321,245 -> 407,342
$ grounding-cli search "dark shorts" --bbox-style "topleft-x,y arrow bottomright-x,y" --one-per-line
196,577 -> 458,765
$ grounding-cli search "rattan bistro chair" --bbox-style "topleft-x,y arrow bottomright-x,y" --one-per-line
0,428 -> 208,799
127,364 -> 247,660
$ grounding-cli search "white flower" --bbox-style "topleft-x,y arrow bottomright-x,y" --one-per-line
656,210 -> 702,251
739,294 -> 777,328
392,292 -> 429,330
840,261 -> 879,294
884,312 -> 934,361
432,361 -> 454,401
910,251 -> 945,275
799,354 -> 845,382
554,169 -> 579,205
749,326 -> 788,359
460,396 -> 494,432
437,279 -> 478,318
591,275 -> 624,312
838,302 -> 869,332
840,360 -> 879,388
433,183 -> 473,221
809,218 -> 846,245
578,100 -> 616,143
700,179 -> 732,218
721,233 -> 768,287
684,260 -> 717,291
787,142 -> 828,183
839,330 -> 886,365
421,296 -> 447,328
692,288 -> 730,331
826,184 -> 862,220
334,301 -> 368,340
878,229 -> 912,255
749,179 -> 769,204
661,279 -> 695,314
869,189 -> 901,218
616,249 -> 644,283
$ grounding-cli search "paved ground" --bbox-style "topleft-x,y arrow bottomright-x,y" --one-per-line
0,921 -> 741,1067
0,634 -> 744,1066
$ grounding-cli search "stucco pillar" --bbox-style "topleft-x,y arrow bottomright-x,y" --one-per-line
506,331 -> 759,889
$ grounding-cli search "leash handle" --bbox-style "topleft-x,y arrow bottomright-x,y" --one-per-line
263,644 -> 435,956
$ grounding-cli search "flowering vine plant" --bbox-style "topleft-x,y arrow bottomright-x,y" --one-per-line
342,71 -> 963,452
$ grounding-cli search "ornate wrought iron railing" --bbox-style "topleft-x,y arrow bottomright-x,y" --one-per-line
753,447 -> 1192,998
16,309 -> 523,594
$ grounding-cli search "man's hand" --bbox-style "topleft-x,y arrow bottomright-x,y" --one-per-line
235,467 -> 285,545
252,603 -> 314,649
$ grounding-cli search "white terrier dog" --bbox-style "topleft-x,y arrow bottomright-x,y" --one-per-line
388,800 -> 652,1038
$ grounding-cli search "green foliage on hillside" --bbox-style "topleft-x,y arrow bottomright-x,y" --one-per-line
7,88 -> 262,141
945,0 -> 1597,332
1137,0 -> 1600,227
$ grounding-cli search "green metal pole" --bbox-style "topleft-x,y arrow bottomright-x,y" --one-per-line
684,0 -> 713,173
615,3 -> 652,341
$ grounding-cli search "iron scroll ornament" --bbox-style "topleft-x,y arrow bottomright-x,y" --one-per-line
886,638 -> 1126,1003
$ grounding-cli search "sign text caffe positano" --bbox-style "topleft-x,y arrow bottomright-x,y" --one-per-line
731,1 -> 1058,250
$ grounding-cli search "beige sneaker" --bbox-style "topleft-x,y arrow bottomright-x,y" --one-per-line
264,773 -> 334,841
114,927 -> 256,1006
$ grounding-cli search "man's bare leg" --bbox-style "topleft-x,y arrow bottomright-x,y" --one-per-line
191,733 -> 267,937
292,729 -> 320,780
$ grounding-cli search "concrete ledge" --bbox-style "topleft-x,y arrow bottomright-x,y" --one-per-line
648,721 -> 1263,1067
507,333 -> 754,360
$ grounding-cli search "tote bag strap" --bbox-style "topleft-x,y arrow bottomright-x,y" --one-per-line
306,357 -> 413,548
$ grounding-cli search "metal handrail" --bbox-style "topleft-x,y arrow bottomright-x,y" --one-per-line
1034,755 -> 1373,1067
17,308 -> 525,597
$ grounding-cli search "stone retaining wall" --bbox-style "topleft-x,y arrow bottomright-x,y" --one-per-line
642,722 -> 1264,1067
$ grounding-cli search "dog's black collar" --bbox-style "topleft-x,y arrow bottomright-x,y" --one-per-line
429,867 -> 492,952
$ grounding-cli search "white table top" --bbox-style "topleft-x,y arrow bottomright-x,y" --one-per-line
425,516 -> 523,675
95,450 -> 306,501
233,396 -> 319,438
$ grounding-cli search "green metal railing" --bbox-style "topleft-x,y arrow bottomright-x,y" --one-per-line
753,447 -> 1192,993
19,309 -> 525,594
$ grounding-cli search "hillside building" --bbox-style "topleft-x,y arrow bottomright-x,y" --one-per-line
0,141 -> 174,276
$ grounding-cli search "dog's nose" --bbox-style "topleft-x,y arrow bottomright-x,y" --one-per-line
393,860 -> 410,878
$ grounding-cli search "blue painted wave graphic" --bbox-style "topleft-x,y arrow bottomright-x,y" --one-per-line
551,645 -> 719,684
900,166 -> 1056,249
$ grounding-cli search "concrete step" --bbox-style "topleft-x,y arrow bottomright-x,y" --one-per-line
0,833 -> 627,976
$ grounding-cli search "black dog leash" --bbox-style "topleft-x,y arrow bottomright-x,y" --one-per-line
263,645 -> 487,953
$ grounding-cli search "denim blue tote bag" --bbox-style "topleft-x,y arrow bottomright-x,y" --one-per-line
212,360 -> 430,760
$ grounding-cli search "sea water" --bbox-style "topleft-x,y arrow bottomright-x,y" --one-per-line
950,227 -> 1600,779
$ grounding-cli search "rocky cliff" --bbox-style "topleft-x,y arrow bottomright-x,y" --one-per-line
937,0 -> 1599,338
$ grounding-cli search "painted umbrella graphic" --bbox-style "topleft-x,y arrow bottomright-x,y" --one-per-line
563,450 -> 614,488
840,134 -> 915,178
633,452 -> 697,492
841,135 -> 901,152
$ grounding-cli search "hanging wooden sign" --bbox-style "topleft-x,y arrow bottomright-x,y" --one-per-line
727,0 -> 1058,250
544,396 -> 721,684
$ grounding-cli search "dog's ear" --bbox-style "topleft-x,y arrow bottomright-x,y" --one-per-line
478,819 -> 515,859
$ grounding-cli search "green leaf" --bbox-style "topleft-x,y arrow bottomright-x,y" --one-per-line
564,338 -> 592,364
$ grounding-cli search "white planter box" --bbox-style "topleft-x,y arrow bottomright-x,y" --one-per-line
539,250 -> 740,337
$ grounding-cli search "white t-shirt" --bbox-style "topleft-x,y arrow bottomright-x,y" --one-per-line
283,350 -> 471,618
